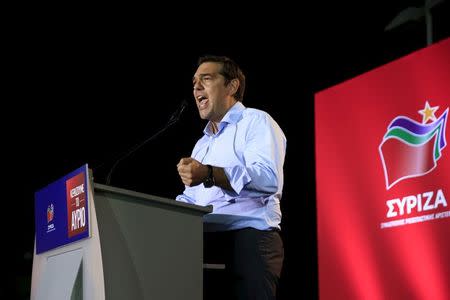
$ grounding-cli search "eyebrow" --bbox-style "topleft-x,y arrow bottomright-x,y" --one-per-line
192,72 -> 217,83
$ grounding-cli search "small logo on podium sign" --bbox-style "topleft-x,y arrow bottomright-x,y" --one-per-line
46,203 -> 55,233
47,203 -> 54,223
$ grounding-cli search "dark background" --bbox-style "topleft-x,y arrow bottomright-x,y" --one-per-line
5,1 -> 449,299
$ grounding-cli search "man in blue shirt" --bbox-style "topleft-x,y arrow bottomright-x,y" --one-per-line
176,55 -> 286,300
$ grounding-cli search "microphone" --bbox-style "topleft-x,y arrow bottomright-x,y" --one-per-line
168,99 -> 188,124
103,99 -> 189,185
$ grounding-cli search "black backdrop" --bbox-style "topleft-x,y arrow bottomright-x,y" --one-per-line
5,1 -> 449,299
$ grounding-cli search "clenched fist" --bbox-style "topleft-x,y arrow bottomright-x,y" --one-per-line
177,157 -> 208,187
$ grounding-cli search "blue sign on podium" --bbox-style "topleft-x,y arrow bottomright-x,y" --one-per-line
35,164 -> 90,254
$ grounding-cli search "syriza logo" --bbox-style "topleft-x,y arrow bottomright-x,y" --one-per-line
47,203 -> 54,222
46,203 -> 56,233
379,101 -> 449,229
379,101 -> 448,190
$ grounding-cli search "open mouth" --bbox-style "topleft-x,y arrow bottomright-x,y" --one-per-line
197,95 -> 209,109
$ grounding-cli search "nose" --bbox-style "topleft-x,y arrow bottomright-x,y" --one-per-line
193,79 -> 204,91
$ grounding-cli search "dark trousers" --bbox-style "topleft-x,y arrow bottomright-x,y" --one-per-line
204,228 -> 284,300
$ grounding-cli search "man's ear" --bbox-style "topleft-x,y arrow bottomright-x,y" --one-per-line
228,79 -> 240,96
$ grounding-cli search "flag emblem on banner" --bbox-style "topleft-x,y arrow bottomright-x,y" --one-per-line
47,203 -> 54,223
379,101 -> 448,190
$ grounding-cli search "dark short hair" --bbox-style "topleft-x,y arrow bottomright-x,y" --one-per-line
197,55 -> 246,102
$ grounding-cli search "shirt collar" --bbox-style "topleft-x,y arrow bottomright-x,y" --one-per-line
203,101 -> 246,136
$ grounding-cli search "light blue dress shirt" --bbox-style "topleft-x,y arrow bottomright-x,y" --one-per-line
176,101 -> 286,231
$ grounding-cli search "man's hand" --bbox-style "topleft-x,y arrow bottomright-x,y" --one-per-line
177,157 -> 208,187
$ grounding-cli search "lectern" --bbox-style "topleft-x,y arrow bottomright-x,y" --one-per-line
31,165 -> 212,300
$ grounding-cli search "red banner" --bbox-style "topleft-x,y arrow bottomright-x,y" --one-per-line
315,38 -> 450,300
66,172 -> 88,238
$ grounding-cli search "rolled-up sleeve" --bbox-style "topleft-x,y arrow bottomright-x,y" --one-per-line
224,113 -> 286,195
